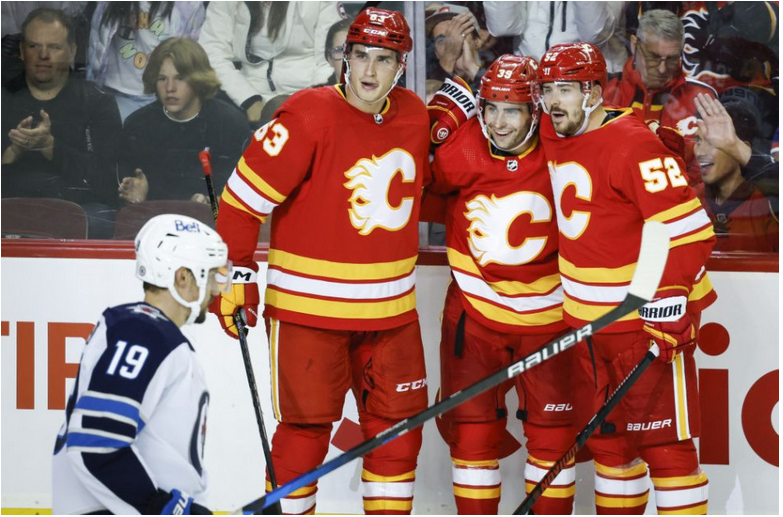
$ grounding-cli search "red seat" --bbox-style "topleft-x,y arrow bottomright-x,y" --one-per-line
113,200 -> 216,240
1,198 -> 88,239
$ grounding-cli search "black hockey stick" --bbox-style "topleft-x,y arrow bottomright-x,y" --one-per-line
513,343 -> 661,515
199,149 -> 282,515
239,222 -> 670,514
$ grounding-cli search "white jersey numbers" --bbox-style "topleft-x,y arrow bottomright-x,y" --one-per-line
466,192 -> 552,266
549,161 -> 592,240
253,119 -> 290,157
106,340 -> 149,380
640,157 -> 687,193
344,149 -> 416,235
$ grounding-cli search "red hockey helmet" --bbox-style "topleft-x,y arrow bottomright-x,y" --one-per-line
480,54 -> 538,103
537,42 -> 607,90
346,8 -> 413,56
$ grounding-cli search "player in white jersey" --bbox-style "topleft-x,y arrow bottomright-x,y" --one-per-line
52,214 -> 230,515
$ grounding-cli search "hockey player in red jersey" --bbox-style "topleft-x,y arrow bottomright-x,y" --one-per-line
534,43 -> 716,515
210,8 -> 430,515
429,55 -> 575,515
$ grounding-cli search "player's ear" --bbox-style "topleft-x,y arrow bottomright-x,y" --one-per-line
589,82 -> 603,106
174,267 -> 193,289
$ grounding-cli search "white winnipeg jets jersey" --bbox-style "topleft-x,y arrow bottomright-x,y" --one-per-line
52,302 -> 210,515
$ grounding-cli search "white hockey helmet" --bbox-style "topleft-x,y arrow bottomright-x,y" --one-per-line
135,214 -> 230,325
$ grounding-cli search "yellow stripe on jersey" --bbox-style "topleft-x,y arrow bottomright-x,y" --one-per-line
453,458 -> 500,468
363,500 -> 412,512
688,274 -> 714,303
453,486 -> 502,499
265,480 -> 316,497
267,289 -> 416,319
673,353 -> 691,440
650,472 -> 708,488
220,188 -> 269,223
559,256 -> 636,284
647,199 -> 703,224
237,157 -> 286,203
464,294 -> 563,327
525,482 -> 576,498
563,294 -> 640,323
269,249 -> 417,281
447,248 -> 561,295
671,226 -> 715,249
595,461 -> 648,478
595,494 -> 650,508
658,503 -> 708,515
362,469 -> 416,483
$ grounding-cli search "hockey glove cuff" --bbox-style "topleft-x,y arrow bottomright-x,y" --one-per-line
209,266 -> 259,339
428,76 -> 476,145
640,294 -> 695,363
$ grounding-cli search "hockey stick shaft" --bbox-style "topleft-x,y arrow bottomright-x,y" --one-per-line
513,344 -> 660,515
241,303 -> 650,513
199,149 -> 282,505
240,221 -> 669,514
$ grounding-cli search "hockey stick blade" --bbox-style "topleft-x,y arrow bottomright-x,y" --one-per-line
514,344 -> 661,515
240,221 -> 669,514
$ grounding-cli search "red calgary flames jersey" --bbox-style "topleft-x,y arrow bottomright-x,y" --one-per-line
218,85 -> 430,330
431,118 -> 566,335
539,108 -> 717,332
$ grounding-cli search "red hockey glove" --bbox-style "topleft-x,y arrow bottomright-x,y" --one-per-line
209,266 -> 259,339
649,121 -> 686,160
428,76 -> 477,145
639,293 -> 695,363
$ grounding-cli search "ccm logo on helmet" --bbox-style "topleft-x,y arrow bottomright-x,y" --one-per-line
396,378 -> 427,392
627,419 -> 672,431
175,220 -> 201,232
364,28 -> 389,37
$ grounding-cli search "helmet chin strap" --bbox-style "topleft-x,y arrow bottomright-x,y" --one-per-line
168,279 -> 207,326
343,56 -> 406,108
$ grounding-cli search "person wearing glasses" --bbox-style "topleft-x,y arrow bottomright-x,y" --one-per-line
198,2 -> 342,127
605,9 -> 718,186
323,18 -> 351,85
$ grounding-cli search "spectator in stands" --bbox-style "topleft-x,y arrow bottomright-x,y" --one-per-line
87,2 -> 206,121
425,4 -> 486,91
605,9 -> 717,186
118,38 -> 251,206
198,2 -> 343,127
2,7 -> 121,238
323,18 -> 350,85
483,2 -> 623,69
693,94 -> 778,253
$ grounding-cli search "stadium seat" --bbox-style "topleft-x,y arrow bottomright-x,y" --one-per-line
1,197 -> 89,239
113,200 -> 216,240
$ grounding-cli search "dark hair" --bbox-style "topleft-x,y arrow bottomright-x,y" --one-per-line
723,100 -> 760,144
142,38 -> 221,100
21,7 -> 76,45
324,19 -> 352,61
246,1 -> 289,41
99,2 -> 174,30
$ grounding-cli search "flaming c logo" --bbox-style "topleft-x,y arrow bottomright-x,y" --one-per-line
344,149 -> 416,235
